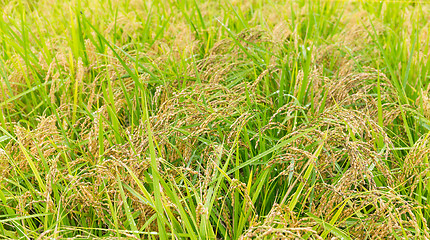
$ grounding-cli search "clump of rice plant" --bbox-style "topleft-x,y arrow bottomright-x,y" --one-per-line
1,0 -> 430,239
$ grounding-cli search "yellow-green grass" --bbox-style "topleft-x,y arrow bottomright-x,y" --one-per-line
1,0 -> 430,239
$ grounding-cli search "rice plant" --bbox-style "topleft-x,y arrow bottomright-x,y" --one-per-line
1,0 -> 430,239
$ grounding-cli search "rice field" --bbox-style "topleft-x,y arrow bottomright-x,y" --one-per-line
1,0 -> 430,239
